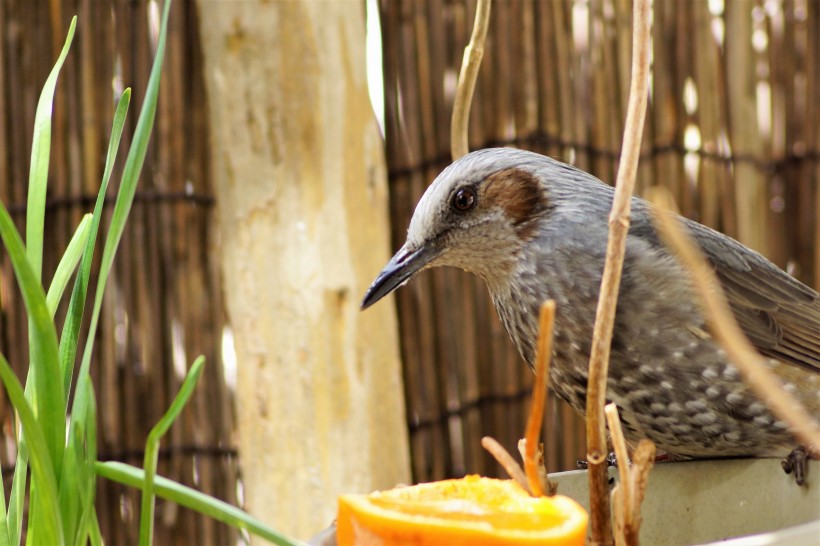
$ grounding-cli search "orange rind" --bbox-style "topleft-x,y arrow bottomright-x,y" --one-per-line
337,475 -> 588,545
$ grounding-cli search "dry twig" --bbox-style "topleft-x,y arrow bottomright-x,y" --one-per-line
605,404 -> 631,524
649,188 -> 820,452
481,436 -> 530,494
585,0 -> 652,543
451,0 -> 491,160
518,439 -> 555,497
627,440 -> 656,544
605,404 -> 655,546
523,300 -> 557,497
482,301 -> 559,499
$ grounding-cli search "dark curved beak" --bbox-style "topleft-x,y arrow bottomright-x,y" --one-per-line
361,244 -> 440,310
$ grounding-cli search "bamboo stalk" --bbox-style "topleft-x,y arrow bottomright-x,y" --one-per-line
585,0 -> 652,543
725,0 -> 769,256
514,0 -> 538,138
693,0 -> 723,231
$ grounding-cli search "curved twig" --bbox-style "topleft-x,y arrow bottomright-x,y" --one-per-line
451,0 -> 491,160
481,436 -> 530,494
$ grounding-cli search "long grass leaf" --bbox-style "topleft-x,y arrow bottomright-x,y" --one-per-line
59,89 -> 130,399
26,16 -> 76,279
139,357 -> 205,545
77,387 -> 98,546
0,201 -> 64,479
0,454 -> 10,546
46,214 -> 91,318
0,487 -> 8,546
26,484 -> 42,545
0,354 -> 62,546
65,385 -> 97,546
88,513 -> 103,546
96,462 -> 302,546
58,425 -> 83,543
71,0 -> 171,429
5,21 -> 77,545
68,4 -> 170,537
7,450 -> 27,546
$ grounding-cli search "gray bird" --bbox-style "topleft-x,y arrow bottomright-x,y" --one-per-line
361,147 -> 820,478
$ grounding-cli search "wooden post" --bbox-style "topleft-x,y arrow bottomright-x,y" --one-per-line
195,1 -> 410,539
725,1 -> 770,256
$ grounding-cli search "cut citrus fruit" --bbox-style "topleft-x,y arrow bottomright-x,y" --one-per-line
337,475 -> 588,545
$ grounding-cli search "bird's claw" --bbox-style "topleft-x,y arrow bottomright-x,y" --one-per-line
576,451 -> 619,470
781,446 -> 809,486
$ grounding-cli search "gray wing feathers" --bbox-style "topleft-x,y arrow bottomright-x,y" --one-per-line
686,220 -> 820,373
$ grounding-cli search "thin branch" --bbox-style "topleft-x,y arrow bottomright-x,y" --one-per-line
518,439 -> 556,497
585,0 -> 652,543
481,436 -> 530,494
451,0 -> 491,160
627,439 -> 656,545
605,404 -> 631,528
649,188 -> 820,452
612,485 -> 626,546
605,405 -> 655,546
523,300 -> 557,497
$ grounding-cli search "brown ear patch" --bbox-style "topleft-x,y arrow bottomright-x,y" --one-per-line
482,168 -> 549,238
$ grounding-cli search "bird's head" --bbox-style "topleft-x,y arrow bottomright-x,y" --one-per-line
361,148 -> 578,310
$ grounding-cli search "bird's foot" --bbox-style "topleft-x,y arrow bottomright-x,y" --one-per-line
576,451 -> 619,470
781,446 -> 810,486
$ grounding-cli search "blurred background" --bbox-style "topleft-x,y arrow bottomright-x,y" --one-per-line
0,0 -> 817,543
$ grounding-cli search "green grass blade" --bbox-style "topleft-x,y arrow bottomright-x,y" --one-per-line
96,462 -> 303,546
60,430 -> 83,545
46,214 -> 91,318
59,89 -> 130,398
87,512 -> 103,546
7,450 -> 28,546
0,456 -> 10,546
140,356 -> 205,545
0,201 -> 64,478
71,0 -> 171,429
78,388 -> 98,546
0,494 -> 8,546
99,1 -> 168,267
26,482 -> 42,545
4,22 -> 76,543
0,375 -> 9,546
0,354 -> 62,546
26,16 -> 76,280
65,384 -> 97,546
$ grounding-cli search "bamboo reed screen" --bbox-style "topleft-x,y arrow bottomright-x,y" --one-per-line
0,2 -> 236,545
0,1 -> 819,544
378,0 -> 820,483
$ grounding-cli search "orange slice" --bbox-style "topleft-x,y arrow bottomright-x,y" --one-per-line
337,475 -> 588,545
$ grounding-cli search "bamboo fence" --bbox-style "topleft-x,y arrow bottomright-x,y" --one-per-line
0,1 -> 236,544
0,1 -> 818,544
379,0 -> 820,483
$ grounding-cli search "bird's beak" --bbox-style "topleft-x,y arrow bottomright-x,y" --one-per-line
361,243 -> 440,310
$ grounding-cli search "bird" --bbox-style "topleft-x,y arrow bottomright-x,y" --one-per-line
361,147 -> 820,481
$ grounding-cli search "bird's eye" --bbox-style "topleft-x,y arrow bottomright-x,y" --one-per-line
451,187 -> 477,213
